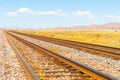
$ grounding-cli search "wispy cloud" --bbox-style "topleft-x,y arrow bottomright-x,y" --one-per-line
72,11 -> 95,18
5,12 -> 18,16
17,8 -> 32,14
103,14 -> 120,20
4,8 -> 68,16
31,9 -> 68,16
4,8 -> 32,16
4,7 -> 95,19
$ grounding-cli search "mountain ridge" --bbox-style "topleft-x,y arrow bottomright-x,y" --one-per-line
52,23 -> 120,30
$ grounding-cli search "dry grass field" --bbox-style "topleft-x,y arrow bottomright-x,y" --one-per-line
16,30 -> 120,48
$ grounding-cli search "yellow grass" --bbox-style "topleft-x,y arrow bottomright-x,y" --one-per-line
16,30 -> 120,48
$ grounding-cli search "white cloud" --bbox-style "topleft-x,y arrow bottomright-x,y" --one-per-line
72,11 -> 95,18
31,10 -> 67,16
17,8 -> 32,14
4,7 -> 95,18
5,12 -> 18,16
5,8 -> 68,16
5,8 -> 32,16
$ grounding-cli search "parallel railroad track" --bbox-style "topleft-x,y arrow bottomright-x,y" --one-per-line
5,31 -> 118,80
9,31 -> 120,60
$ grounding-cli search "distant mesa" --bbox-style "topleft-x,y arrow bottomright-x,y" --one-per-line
102,23 -> 120,29
52,23 -> 120,30
89,23 -> 120,29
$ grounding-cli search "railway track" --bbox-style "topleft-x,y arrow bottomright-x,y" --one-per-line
5,32 -> 39,80
5,31 -> 118,80
9,31 -> 120,60
0,30 -> 39,80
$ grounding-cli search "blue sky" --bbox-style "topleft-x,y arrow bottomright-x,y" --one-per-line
0,0 -> 120,29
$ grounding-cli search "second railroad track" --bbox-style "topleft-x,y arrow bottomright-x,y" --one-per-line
10,31 -> 120,60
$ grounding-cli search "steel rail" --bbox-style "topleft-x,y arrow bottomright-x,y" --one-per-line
5,32 -> 40,80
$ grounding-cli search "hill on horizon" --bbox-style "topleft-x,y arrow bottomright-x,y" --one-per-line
52,23 -> 120,30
